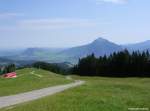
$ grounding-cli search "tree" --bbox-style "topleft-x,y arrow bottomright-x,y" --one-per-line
0,64 -> 16,75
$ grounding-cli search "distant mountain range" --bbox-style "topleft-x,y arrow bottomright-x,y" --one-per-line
123,40 -> 150,51
1,37 -> 150,65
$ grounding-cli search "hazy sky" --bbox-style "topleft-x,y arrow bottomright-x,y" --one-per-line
0,0 -> 150,48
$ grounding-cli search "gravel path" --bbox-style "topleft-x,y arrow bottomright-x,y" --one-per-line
0,80 -> 85,109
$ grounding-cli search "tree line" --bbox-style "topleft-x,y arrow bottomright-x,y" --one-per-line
0,64 -> 16,75
71,50 -> 150,77
32,62 -> 69,75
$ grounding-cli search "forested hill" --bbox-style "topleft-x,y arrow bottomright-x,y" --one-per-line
72,50 -> 150,77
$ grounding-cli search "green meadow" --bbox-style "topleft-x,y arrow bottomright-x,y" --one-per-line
1,76 -> 150,111
0,68 -> 72,96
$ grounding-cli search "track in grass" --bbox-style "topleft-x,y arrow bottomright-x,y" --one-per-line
1,77 -> 149,111
0,80 -> 85,109
0,68 -> 72,96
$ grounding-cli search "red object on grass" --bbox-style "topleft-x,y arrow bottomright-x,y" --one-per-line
3,72 -> 17,78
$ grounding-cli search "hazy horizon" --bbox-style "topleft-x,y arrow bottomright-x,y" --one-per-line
0,0 -> 150,48
1,37 -> 150,50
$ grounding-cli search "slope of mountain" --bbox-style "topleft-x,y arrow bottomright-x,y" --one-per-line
60,37 -> 122,58
22,48 -> 63,56
7,48 -> 65,62
123,40 -> 150,51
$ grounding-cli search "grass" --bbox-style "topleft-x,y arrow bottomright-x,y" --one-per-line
0,68 -> 72,96
1,76 -> 150,111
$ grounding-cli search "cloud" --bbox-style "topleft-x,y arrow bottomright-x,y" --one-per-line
0,13 -> 24,19
96,0 -> 127,4
17,18 -> 97,30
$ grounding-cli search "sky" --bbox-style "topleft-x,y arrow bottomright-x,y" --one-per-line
0,0 -> 150,48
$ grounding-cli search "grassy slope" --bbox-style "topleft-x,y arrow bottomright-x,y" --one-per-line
0,68 -> 72,96
1,76 -> 150,111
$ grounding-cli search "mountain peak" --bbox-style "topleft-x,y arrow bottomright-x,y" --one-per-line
92,37 -> 109,44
